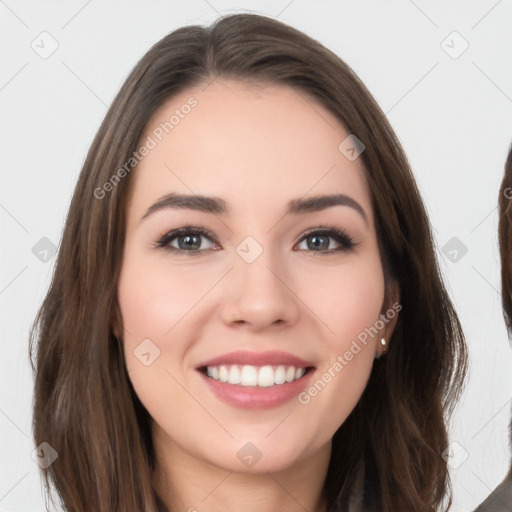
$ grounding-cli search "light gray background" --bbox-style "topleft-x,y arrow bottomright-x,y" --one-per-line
1,1 -> 511,510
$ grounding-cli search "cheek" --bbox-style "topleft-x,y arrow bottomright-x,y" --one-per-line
117,251 -> 214,336
294,256 -> 384,424
116,247 -> 222,405
116,251 -> 208,423
298,254 -> 385,346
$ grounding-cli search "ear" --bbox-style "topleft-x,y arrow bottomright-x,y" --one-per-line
376,279 -> 401,358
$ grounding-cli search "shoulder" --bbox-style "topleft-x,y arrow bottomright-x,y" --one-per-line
473,474 -> 512,512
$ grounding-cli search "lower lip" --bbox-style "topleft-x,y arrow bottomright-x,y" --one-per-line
197,368 -> 316,410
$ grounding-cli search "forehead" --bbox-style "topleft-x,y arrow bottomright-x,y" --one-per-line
128,78 -> 372,221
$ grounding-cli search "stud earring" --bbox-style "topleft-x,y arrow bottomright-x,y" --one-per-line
375,337 -> 388,359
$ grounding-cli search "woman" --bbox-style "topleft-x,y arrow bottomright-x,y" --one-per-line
29,13 -> 468,512
473,143 -> 512,511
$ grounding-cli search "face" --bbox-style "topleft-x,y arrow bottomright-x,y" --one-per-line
115,78 -> 399,475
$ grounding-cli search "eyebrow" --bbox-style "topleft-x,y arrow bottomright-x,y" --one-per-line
140,193 -> 368,225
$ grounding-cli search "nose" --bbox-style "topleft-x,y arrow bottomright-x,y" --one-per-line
219,244 -> 301,332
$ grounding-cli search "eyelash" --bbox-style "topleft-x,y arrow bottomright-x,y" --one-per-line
154,224 -> 358,256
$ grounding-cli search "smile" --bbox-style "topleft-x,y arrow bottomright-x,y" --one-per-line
200,364 -> 310,387
197,365 -> 316,409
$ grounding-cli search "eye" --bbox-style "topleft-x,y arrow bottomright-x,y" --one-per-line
154,226 -> 218,255
295,226 -> 356,253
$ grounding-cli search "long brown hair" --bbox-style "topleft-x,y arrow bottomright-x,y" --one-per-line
498,143 -> 512,334
498,141 -> 512,471
29,13 -> 468,512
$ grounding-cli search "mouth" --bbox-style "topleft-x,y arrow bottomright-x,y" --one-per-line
194,350 -> 317,408
197,364 -> 316,388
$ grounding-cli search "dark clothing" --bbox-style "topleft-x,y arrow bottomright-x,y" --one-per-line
474,472 -> 512,512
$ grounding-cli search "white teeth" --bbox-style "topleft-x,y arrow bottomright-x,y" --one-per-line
274,365 -> 286,385
203,364 -> 309,387
228,365 -> 241,384
219,365 -> 229,382
240,365 -> 258,386
257,366 -> 275,387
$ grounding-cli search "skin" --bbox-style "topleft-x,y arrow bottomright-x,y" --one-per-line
115,78 -> 399,512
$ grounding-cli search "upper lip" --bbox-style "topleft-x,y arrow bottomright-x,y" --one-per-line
196,350 -> 315,369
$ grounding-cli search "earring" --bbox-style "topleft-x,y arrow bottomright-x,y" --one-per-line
375,338 -> 387,359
